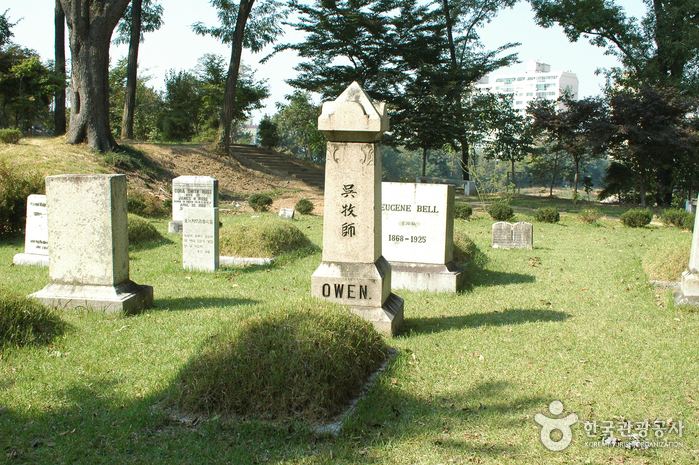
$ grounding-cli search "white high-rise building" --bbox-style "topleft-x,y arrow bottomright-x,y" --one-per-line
474,60 -> 579,111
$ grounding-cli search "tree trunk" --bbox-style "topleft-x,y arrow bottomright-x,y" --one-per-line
121,0 -> 141,140
640,170 -> 646,207
549,154 -> 558,197
459,137 -> 470,181
422,147 -> 427,177
60,0 -> 131,152
217,0 -> 255,154
573,156 -> 580,200
510,158 -> 516,194
54,0 -> 66,136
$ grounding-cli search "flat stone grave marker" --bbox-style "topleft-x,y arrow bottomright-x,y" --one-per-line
169,176 -> 218,234
30,174 -> 153,313
310,82 -> 404,336
279,207 -> 295,220
492,222 -> 533,249
182,207 -> 219,272
13,194 -> 49,267
381,182 -> 465,292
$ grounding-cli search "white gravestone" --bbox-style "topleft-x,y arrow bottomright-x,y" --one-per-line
381,183 -> 465,292
311,82 -> 404,336
30,174 -> 153,313
182,207 -> 219,272
279,207 -> 295,220
675,197 -> 699,306
13,194 -> 49,267
168,176 -> 218,234
492,222 -> 533,250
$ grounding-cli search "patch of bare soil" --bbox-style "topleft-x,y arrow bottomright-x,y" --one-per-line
119,141 -> 325,215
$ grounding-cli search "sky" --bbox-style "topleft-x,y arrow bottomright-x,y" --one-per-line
4,0 -> 648,124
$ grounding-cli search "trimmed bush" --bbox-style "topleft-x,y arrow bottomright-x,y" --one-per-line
683,213 -> 696,231
0,128 -> 22,144
127,190 -> 169,218
663,208 -> 693,230
453,229 -> 488,268
620,208 -> 652,228
175,299 -> 388,420
0,292 -> 65,348
579,208 -> 601,224
248,193 -> 273,212
534,207 -> 560,223
128,214 -> 163,245
294,198 -> 314,215
0,161 -> 44,238
486,201 -> 514,221
220,216 -> 312,258
454,203 -> 473,220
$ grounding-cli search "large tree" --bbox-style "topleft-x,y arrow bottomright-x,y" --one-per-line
193,0 -> 286,153
59,0 -> 131,152
54,0 -> 66,135
113,0 -> 164,140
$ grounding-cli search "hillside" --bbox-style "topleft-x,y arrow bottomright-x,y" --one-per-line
0,137 -> 326,214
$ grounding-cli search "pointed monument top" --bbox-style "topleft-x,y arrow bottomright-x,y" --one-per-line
318,82 -> 388,142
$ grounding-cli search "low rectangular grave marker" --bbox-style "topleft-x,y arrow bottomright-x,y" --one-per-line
13,194 -> 49,267
492,222 -> 533,249
182,207 -> 219,272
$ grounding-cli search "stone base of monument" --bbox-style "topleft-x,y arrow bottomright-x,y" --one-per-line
168,221 -> 183,234
674,270 -> 699,306
389,261 -> 466,293
30,280 -> 153,314
12,253 -> 49,267
219,256 -> 276,267
311,257 -> 404,336
464,181 -> 477,196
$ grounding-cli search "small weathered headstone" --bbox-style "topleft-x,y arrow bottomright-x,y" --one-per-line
492,222 -> 533,249
30,174 -> 153,313
382,182 -> 465,292
464,181 -> 477,196
311,82 -> 404,336
675,197 -> 699,306
278,207 -> 295,220
182,207 -> 219,272
13,194 -> 49,267
168,176 -> 218,234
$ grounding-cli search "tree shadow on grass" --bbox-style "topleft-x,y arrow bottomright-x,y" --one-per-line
149,296 -> 257,312
461,268 -> 536,291
129,236 -> 173,252
404,308 -> 571,335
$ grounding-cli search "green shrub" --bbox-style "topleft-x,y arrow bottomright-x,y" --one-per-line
579,208 -> 602,224
175,298 -> 388,420
452,229 -> 488,268
220,216 -> 312,258
0,128 -> 22,144
454,203 -> 473,220
248,193 -> 273,212
486,201 -> 514,221
682,213 -> 695,231
663,208 -> 693,230
127,190 -> 169,218
294,198 -> 314,215
128,214 -> 163,245
0,292 -> 65,348
534,207 -> 560,223
0,161 -> 44,238
620,208 -> 652,228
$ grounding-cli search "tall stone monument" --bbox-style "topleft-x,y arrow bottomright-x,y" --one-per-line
675,198 -> 699,306
311,82 -> 404,336
381,182 -> 466,292
13,194 -> 49,267
30,175 -> 153,313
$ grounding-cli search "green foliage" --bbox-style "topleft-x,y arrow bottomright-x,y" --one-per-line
452,229 -> 488,268
0,291 -> 65,348
257,115 -> 279,149
534,206 -> 560,223
127,214 -> 164,245
0,128 -> 21,143
663,208 -> 693,228
683,213 -> 696,231
579,208 -> 602,224
127,190 -> 169,218
272,91 -> 325,162
294,198 -> 314,215
453,203 -> 473,220
247,193 -> 273,212
598,161 -> 635,202
175,299 -> 388,420
0,161 -> 44,238
620,208 -> 653,227
486,201 -> 514,221
220,217 -> 312,257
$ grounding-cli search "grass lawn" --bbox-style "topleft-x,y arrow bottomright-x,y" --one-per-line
1,210 -> 697,464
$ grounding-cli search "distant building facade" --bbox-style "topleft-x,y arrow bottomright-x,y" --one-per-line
474,60 -> 579,111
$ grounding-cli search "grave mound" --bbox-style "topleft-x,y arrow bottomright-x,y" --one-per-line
219,216 -> 312,258
0,292 -> 65,348
174,298 -> 388,421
